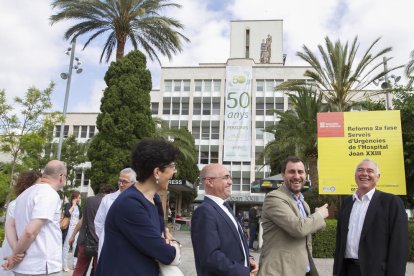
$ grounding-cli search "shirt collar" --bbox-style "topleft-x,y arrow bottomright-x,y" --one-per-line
290,191 -> 304,202
205,194 -> 225,206
353,188 -> 376,202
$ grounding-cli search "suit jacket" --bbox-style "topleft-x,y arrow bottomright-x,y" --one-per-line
95,186 -> 176,276
191,196 -> 251,276
333,189 -> 408,276
258,185 -> 326,276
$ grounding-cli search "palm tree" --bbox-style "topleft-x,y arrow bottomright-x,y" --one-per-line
405,50 -> 414,88
260,84 -> 327,188
282,36 -> 402,111
50,0 -> 189,63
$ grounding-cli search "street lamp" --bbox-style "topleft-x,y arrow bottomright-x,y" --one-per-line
372,57 -> 401,110
57,39 -> 83,160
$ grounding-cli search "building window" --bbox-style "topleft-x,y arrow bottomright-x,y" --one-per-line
213,80 -> 221,92
210,151 -> 219,163
202,102 -> 211,115
183,80 -> 190,92
212,102 -> 220,115
181,102 -> 189,115
89,126 -> 95,138
163,99 -> 171,115
266,101 -> 274,115
73,126 -> 80,138
275,97 -> 284,110
256,102 -> 264,115
211,126 -> 219,139
200,151 -> 209,164
265,80 -> 275,92
204,80 -> 212,92
55,125 -> 69,138
256,128 -> 264,139
195,80 -> 202,92
164,80 -> 172,92
172,102 -> 180,115
174,81 -> 181,92
193,101 -> 201,115
245,29 -> 250,58
80,126 -> 88,138
151,102 -> 159,115
257,80 -> 264,92
192,125 -> 200,139
180,120 -> 188,128
75,172 -> 82,186
83,172 -> 90,186
201,123 -> 210,139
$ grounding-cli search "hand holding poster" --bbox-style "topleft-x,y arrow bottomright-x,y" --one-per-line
317,110 -> 406,195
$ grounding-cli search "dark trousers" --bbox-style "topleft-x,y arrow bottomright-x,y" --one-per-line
344,259 -> 361,276
73,244 -> 97,276
249,225 -> 257,249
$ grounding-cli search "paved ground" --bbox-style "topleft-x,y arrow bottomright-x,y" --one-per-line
60,230 -> 414,275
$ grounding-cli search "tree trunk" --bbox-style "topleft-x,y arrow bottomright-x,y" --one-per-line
116,34 -> 127,61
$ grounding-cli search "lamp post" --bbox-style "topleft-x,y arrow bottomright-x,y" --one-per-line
57,38 -> 83,160
374,57 -> 400,110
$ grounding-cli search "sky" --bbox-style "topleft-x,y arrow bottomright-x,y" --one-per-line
0,0 -> 413,114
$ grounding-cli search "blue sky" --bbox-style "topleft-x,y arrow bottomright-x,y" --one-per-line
0,0 -> 413,114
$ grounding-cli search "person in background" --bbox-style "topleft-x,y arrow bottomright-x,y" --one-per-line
2,160 -> 66,275
62,191 -> 82,272
258,156 -> 328,276
333,158 -> 408,276
1,170 -> 41,276
70,185 -> 114,276
248,205 -> 259,250
94,168 -> 136,259
191,163 -> 258,276
95,138 -> 181,275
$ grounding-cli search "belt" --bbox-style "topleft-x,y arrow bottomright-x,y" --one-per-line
345,258 -> 360,265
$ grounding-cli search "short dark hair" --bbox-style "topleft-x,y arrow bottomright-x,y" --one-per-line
281,156 -> 305,174
14,170 -> 41,197
131,138 -> 179,183
99,184 -> 116,194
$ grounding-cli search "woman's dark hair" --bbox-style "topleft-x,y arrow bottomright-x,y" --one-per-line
131,138 -> 179,183
70,191 -> 81,201
14,170 -> 41,197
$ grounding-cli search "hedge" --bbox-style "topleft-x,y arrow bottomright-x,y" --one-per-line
312,219 -> 414,262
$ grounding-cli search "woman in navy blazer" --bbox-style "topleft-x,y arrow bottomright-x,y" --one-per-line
96,138 -> 181,276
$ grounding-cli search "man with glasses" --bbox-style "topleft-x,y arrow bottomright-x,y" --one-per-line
94,168 -> 136,259
258,156 -> 329,276
191,163 -> 258,276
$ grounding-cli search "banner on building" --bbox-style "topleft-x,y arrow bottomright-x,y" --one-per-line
317,110 -> 406,195
223,66 -> 252,161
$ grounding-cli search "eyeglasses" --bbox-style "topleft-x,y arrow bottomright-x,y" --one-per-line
118,179 -> 131,185
203,175 -> 232,181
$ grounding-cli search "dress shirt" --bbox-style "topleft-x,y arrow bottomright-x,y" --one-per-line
291,192 -> 310,273
205,195 -> 248,266
345,188 -> 376,259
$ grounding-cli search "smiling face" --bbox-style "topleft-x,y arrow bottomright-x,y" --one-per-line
202,164 -> 232,200
282,161 -> 306,196
157,162 -> 177,191
355,160 -> 380,196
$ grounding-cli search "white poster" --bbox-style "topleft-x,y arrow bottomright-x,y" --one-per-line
223,66 -> 252,161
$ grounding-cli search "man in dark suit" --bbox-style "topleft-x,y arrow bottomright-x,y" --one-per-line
191,163 -> 258,276
333,158 -> 408,276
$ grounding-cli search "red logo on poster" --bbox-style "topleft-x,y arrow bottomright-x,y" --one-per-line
317,112 -> 344,137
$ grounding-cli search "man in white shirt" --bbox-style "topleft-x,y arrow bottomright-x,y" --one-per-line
333,158 -> 408,276
3,160 -> 67,275
94,168 -> 136,258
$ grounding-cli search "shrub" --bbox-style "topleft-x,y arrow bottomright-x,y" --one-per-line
312,220 -> 414,262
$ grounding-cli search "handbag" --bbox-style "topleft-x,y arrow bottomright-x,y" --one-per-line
159,263 -> 184,276
60,214 -> 70,230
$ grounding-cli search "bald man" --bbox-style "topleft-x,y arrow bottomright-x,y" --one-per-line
191,163 -> 258,276
3,160 -> 67,275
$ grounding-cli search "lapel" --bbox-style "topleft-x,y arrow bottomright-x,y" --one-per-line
279,185 -> 301,217
360,190 -> 380,240
204,197 -> 249,257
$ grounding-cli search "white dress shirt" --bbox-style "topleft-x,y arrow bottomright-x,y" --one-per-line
345,188 -> 376,259
205,195 -> 248,267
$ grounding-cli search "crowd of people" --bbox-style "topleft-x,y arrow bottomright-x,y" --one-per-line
0,137 -> 409,276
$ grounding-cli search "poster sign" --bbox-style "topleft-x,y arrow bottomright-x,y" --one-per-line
317,110 -> 406,195
223,66 -> 252,161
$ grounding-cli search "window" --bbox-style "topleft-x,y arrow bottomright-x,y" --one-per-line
265,101 -> 274,115
164,80 -> 172,92
203,102 -> 211,115
256,102 -> 264,115
193,101 -> 201,115
211,126 -> 219,139
174,81 -> 181,92
210,151 -> 219,163
83,172 -> 90,186
181,102 -> 189,115
201,123 -> 210,139
151,103 -> 159,115
200,151 -> 209,164
256,128 -> 264,139
163,99 -> 171,115
172,102 -> 180,115
73,126 -> 80,138
180,121 -> 188,128
192,125 -> 200,139
212,102 -> 220,115
275,97 -> 284,110
213,80 -> 221,92
256,80 -> 264,92
55,125 -> 69,138
75,172 -> 82,186
81,126 -> 88,138
265,80 -> 275,92
183,80 -> 190,92
195,80 -> 202,92
204,80 -> 212,92
89,126 -> 95,138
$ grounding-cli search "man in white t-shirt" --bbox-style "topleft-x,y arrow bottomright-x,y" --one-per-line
3,160 -> 67,275
94,168 -> 136,259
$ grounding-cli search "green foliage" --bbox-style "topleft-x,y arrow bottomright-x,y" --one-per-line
289,36 -> 402,111
312,220 -> 414,262
50,0 -> 189,63
61,135 -> 89,187
312,219 -> 337,258
88,50 -> 156,193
